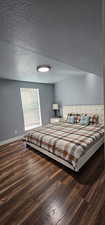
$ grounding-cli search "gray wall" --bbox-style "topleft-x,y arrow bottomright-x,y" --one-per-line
0,73 -> 104,142
0,79 -> 54,141
54,74 -> 104,115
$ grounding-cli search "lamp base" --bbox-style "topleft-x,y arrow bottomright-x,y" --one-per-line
54,110 -> 58,117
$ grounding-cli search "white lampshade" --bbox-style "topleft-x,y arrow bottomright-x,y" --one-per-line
52,104 -> 59,110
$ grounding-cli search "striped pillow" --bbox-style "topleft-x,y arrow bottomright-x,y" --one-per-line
89,114 -> 99,124
75,114 -> 81,123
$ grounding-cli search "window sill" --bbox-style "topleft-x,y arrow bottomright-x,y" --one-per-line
25,124 -> 42,132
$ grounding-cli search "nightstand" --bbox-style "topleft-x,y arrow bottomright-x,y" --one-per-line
50,117 -> 61,123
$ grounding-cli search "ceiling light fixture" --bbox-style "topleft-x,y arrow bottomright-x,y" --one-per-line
36,65 -> 51,72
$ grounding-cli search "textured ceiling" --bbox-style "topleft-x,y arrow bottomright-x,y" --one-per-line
0,0 -> 102,83
0,41 -> 85,83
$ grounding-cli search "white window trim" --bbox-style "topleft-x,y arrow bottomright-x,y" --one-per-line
37,88 -> 42,126
25,124 -> 41,131
20,88 -> 42,131
25,89 -> 42,131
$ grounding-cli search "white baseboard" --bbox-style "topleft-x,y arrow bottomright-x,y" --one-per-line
0,135 -> 24,146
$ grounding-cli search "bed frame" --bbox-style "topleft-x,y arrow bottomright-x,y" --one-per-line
26,137 -> 103,172
26,105 -> 104,172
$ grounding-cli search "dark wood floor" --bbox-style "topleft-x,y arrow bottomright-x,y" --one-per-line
0,141 -> 105,225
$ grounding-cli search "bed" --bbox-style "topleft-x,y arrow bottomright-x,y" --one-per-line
24,105 -> 104,172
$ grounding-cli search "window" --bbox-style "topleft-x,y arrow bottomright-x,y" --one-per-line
20,88 -> 42,131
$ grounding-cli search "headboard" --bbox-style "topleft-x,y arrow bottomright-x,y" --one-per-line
63,105 -> 104,124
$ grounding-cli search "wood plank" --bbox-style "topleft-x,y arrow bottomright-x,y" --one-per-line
0,141 -> 104,225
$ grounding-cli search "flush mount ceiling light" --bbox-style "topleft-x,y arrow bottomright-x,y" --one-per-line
36,65 -> 51,72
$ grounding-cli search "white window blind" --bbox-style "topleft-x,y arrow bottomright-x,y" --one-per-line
20,88 -> 42,131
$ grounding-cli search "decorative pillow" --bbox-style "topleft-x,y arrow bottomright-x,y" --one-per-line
75,114 -> 82,123
80,115 -> 90,125
67,113 -> 88,124
89,114 -> 99,124
66,113 -> 72,121
67,115 -> 75,124
67,113 -> 81,122
67,113 -> 73,119
70,113 -> 86,123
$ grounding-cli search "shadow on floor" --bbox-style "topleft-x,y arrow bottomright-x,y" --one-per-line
26,143 -> 105,186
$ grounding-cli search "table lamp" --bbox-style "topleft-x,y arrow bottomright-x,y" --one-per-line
52,104 -> 59,117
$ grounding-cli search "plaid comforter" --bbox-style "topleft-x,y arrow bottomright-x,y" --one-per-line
24,122 -> 104,168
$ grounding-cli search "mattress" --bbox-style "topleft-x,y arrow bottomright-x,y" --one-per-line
24,122 -> 104,168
